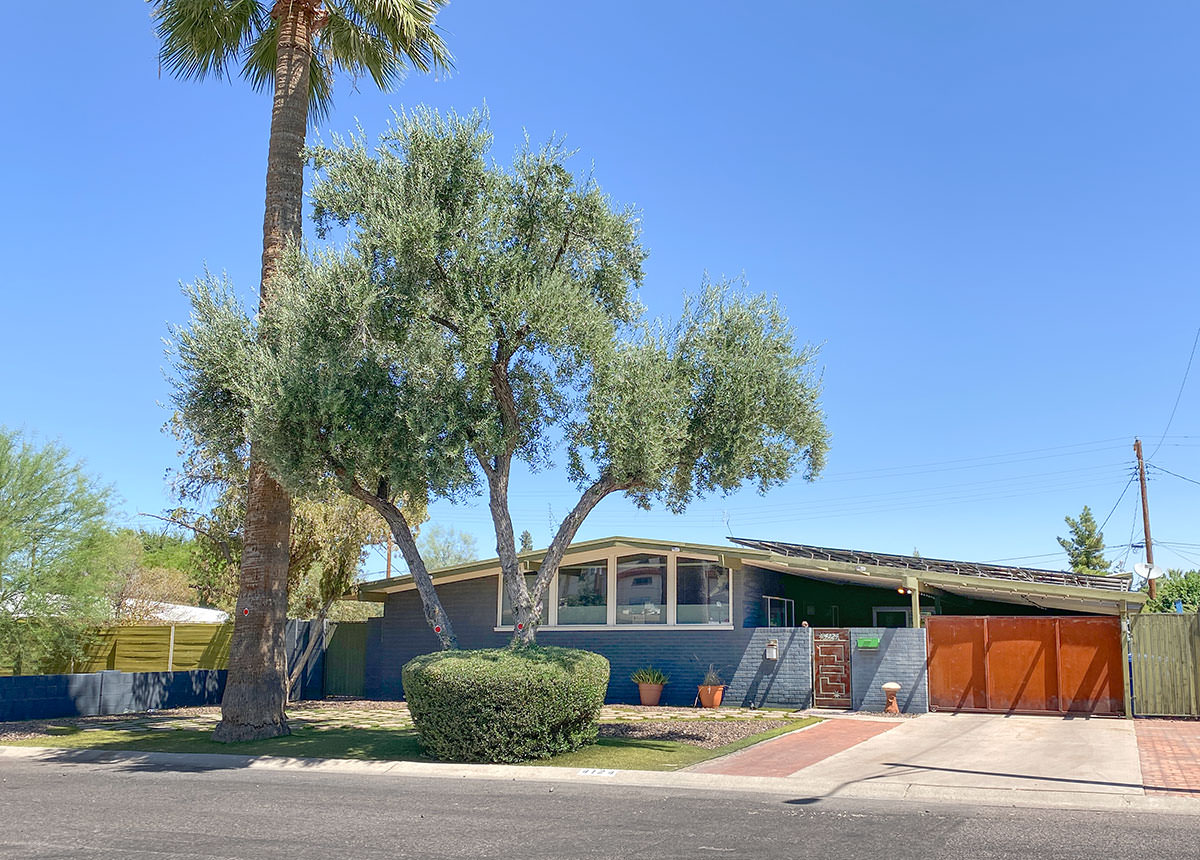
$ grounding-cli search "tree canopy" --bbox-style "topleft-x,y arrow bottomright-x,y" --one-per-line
151,0 -> 452,122
1056,505 -> 1110,575
0,429 -> 115,674
171,107 -> 829,647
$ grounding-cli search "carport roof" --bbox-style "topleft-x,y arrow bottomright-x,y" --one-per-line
730,537 -> 1145,615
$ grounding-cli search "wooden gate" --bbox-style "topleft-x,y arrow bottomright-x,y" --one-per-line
323,622 -> 368,698
1130,613 -> 1200,717
812,628 -> 851,708
926,616 -> 1124,715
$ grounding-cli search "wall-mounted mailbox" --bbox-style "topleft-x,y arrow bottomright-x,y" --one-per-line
856,637 -> 881,650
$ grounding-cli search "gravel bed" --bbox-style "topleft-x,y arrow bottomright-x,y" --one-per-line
598,719 -> 790,749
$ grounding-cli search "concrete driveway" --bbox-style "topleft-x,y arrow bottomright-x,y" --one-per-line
788,712 -> 1145,804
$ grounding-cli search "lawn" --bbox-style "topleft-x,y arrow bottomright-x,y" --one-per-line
1,716 -> 818,772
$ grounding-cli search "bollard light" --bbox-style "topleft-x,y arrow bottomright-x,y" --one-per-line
764,639 -> 779,661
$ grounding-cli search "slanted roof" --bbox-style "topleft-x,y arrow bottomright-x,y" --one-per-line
354,533 -> 1144,615
730,537 -> 1143,615
728,538 -> 1130,592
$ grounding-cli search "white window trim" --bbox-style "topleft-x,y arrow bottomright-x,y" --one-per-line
495,546 -> 734,632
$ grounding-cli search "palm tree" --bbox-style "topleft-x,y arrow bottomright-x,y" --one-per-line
152,0 -> 451,741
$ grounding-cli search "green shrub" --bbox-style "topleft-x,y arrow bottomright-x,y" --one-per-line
402,646 -> 610,763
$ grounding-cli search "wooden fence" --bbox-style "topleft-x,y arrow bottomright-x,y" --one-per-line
1129,613 -> 1200,717
323,622 -> 368,697
0,624 -> 233,677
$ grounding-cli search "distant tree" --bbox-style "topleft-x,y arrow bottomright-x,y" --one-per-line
417,525 -> 478,571
0,430 -> 114,674
98,530 -> 198,623
1057,506 -> 1110,575
519,530 -> 534,553
1142,569 -> 1200,613
171,109 -> 829,650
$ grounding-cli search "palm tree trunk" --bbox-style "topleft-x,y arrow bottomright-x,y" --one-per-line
214,0 -> 323,743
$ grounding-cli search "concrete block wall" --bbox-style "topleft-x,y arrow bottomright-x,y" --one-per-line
368,575 -> 816,708
849,627 -> 928,714
0,669 -> 226,722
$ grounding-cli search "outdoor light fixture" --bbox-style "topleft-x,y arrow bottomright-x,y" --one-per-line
897,586 -> 912,595
764,639 -> 779,661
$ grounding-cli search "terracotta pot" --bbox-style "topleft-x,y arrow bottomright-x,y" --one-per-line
637,683 -> 664,707
698,684 -> 725,708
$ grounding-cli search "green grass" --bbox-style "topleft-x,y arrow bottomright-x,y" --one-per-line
2,717 -> 819,772
533,717 -> 819,771
2,725 -> 427,761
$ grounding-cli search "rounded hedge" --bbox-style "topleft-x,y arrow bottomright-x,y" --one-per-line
402,646 -> 610,763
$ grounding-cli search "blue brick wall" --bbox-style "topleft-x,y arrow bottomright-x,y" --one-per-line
373,574 -> 817,708
0,670 -> 226,722
849,627 -> 929,713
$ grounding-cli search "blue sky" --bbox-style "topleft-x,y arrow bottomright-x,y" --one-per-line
1,1 -> 1197,578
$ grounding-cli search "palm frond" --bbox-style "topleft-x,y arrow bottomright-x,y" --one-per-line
155,0 -> 452,117
151,0 -> 268,82
323,0 -> 454,89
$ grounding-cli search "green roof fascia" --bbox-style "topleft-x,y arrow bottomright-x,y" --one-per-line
355,535 -> 773,599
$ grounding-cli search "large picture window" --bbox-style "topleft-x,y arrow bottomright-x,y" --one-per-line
676,558 -> 730,624
557,561 -> 608,625
616,554 -> 667,624
495,548 -> 733,629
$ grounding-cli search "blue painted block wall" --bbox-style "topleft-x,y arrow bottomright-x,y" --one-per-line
849,627 -> 929,713
365,572 -> 817,708
0,670 -> 227,722
362,570 -> 929,713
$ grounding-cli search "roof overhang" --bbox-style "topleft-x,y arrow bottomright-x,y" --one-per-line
751,555 -> 1145,616
355,535 -> 773,602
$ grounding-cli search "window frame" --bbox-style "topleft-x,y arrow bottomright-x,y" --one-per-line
495,546 -> 735,631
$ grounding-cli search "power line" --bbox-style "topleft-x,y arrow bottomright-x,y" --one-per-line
1097,474 -> 1137,533
1149,326 -> 1200,460
1148,464 -> 1200,488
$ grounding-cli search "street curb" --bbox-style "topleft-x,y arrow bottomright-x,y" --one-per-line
3,744 -> 1197,815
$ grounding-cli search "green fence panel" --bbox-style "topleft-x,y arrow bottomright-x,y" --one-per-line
324,622 -> 368,698
1130,613 -> 1200,717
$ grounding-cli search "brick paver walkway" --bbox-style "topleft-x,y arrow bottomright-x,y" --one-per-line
1135,719 -> 1200,797
688,717 -> 899,777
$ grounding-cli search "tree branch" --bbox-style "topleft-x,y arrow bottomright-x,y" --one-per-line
328,464 -> 458,649
139,512 -> 234,567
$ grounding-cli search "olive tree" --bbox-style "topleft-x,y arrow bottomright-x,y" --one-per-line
172,108 -> 828,648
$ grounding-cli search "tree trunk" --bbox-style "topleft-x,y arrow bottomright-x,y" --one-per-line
215,0 -> 322,743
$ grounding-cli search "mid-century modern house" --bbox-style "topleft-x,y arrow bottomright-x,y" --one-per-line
355,536 -> 1145,715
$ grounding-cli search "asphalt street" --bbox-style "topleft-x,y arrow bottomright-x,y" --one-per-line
0,756 -> 1195,860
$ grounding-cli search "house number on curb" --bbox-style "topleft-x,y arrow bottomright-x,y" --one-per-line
579,769 -> 616,776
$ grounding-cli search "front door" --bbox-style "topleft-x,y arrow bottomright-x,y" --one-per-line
812,628 -> 851,708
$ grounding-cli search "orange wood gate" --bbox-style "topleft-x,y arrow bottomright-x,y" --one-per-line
925,616 -> 1124,715
812,628 -> 851,708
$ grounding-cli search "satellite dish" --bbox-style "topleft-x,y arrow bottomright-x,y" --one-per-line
1134,562 -> 1164,580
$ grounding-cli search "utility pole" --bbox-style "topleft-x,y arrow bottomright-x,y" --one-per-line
385,535 -> 393,580
1133,438 -> 1156,600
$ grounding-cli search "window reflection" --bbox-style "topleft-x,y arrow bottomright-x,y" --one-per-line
616,554 -> 667,624
676,558 -> 730,624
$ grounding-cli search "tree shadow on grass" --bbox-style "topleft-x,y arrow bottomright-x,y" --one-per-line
12,725 -> 430,773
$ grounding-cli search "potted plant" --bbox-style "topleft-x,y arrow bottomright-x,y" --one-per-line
631,666 -> 669,706
697,664 -> 725,708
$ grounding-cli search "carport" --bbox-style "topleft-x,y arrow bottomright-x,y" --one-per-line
730,539 -> 1147,716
